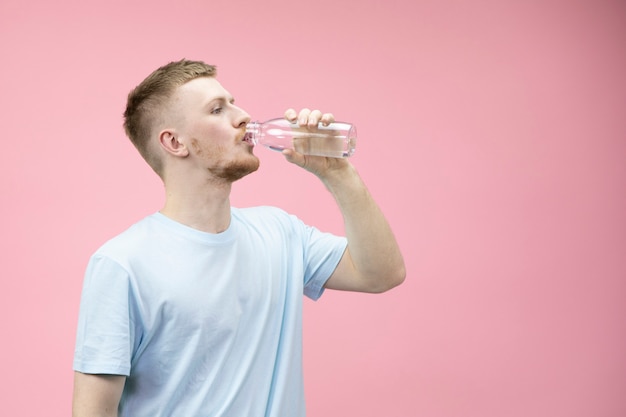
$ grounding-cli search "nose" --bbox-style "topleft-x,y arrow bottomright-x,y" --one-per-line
234,105 -> 251,128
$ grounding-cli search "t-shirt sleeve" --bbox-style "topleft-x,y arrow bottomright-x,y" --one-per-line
73,254 -> 137,376
299,222 -> 347,301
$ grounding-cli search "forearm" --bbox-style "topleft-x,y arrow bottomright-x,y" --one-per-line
322,163 -> 406,292
280,107 -> 405,292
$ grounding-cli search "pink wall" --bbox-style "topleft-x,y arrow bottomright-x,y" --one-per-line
1,0 -> 625,415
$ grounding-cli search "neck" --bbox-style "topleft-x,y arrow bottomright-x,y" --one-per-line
160,174 -> 233,234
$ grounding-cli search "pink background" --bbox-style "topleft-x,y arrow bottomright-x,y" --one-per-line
1,0 -> 625,415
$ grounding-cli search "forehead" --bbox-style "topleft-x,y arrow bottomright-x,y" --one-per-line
174,76 -> 232,104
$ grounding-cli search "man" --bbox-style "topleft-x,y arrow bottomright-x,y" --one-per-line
73,59 -> 405,417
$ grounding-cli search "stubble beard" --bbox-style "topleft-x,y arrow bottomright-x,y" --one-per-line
209,154 -> 260,183
191,137 -> 260,183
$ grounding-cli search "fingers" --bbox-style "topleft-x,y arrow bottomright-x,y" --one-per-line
320,112 -> 335,126
284,108 -> 335,127
284,108 -> 298,122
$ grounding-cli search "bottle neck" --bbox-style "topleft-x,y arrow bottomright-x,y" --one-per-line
245,121 -> 260,145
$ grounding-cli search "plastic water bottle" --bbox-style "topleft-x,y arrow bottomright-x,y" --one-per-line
245,118 -> 356,158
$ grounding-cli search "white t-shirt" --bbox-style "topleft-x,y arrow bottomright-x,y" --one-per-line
73,207 -> 347,417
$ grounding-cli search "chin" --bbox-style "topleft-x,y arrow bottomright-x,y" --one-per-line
221,157 -> 260,182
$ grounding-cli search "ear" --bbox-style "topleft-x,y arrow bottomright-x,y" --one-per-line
158,129 -> 189,157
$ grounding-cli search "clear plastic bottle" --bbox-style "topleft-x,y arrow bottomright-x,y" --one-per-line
245,118 -> 356,158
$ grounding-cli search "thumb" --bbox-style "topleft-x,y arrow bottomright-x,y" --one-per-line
282,149 -> 305,167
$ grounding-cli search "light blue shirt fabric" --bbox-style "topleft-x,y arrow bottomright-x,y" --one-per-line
73,207 -> 347,417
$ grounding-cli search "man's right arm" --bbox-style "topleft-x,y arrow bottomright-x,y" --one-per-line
72,372 -> 125,417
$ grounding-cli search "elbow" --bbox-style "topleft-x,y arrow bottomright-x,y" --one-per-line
387,265 -> 407,291
368,265 -> 406,294
394,266 -> 407,288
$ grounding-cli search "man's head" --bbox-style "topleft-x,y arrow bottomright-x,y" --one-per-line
123,59 -> 217,177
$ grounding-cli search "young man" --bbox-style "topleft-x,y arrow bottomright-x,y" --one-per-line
73,59 -> 405,417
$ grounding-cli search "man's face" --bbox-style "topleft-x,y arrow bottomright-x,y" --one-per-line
168,76 -> 259,182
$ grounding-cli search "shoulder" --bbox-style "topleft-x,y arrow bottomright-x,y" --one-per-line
232,206 -> 310,242
93,214 -> 160,263
232,206 -> 300,226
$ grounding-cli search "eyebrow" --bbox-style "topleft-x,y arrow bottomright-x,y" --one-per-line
204,96 -> 235,108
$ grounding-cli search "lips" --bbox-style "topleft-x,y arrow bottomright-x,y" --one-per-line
242,132 -> 254,145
